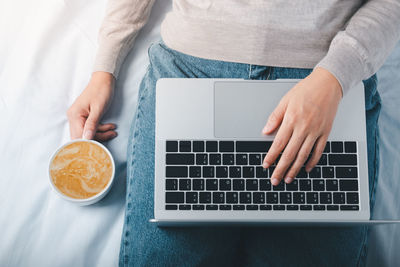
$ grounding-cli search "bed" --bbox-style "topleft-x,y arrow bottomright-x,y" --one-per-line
0,0 -> 399,266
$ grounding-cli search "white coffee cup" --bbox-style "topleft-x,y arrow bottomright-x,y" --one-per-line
48,139 -> 115,206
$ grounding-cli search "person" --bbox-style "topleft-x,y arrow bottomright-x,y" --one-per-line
67,0 -> 400,266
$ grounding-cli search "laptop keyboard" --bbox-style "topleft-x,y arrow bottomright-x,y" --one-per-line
164,140 -> 360,211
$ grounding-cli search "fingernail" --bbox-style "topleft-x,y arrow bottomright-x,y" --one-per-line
113,132 -> 118,137
263,162 -> 269,169
285,177 -> 293,184
262,123 -> 272,134
83,130 -> 93,140
306,167 -> 311,173
271,178 -> 279,186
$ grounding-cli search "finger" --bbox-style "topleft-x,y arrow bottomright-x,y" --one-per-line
82,106 -> 102,140
263,121 -> 293,170
94,130 -> 118,142
68,114 -> 86,140
270,131 -> 307,185
97,123 -> 117,132
305,135 -> 328,172
262,99 -> 287,135
285,135 -> 318,183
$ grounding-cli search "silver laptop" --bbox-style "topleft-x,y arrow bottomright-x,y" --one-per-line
152,79 -> 397,226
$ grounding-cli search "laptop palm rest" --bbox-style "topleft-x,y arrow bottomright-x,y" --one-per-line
214,81 -> 292,138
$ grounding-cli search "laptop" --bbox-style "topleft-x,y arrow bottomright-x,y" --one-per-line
151,78 -> 398,226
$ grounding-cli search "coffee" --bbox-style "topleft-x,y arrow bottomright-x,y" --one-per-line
49,141 -> 113,199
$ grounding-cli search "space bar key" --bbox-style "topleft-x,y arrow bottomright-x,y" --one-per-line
236,141 -> 272,152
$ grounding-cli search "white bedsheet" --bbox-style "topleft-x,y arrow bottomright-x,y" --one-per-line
0,0 -> 399,266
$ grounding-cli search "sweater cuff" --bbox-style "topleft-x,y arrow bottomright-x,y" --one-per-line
92,40 -> 125,79
315,34 -> 366,96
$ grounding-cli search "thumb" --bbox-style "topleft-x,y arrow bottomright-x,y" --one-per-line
82,107 -> 102,140
262,100 -> 287,134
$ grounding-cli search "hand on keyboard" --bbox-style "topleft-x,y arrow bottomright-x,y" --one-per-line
262,67 -> 342,186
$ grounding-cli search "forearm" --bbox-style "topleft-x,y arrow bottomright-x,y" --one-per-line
316,0 -> 400,94
93,0 -> 156,78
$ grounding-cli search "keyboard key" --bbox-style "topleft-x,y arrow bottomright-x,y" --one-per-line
243,167 -> 255,178
226,192 -> 238,203
340,205 -> 359,211
166,141 -> 178,152
233,180 -> 245,191
203,166 -> 214,178
193,204 -> 205,210
236,141 -> 272,152
189,166 -> 201,177
259,179 -> 272,191
300,205 -> 312,210
246,205 -> 258,210
166,192 -> 184,203
206,179 -> 218,190
206,205 -> 218,210
260,205 -> 272,210
219,179 -> 232,191
179,204 -> 191,210
179,141 -> 191,152
179,179 -> 191,190
273,181 -> 285,191
186,192 -> 198,203
299,179 -> 311,191
296,167 -> 308,178
287,205 -> 299,210
219,205 -> 232,210
206,141 -> 218,152
213,192 -> 225,204
326,179 -> 338,191
323,142 -> 330,153
256,167 -> 268,178
219,141 -> 234,152
346,192 -> 359,204
293,192 -> 305,204
166,166 -> 188,177
192,179 -> 204,190
223,154 -> 235,165
165,179 -> 177,190
320,192 -> 332,204
313,205 -> 325,211
327,205 -> 339,211
196,154 -> 208,165
273,205 -> 285,210
266,192 -> 278,204
317,154 -> 328,165
166,153 -> 194,165
246,179 -> 258,191
249,154 -> 262,165
286,180 -> 298,191
269,166 -> 276,176
306,192 -> 318,204
209,153 -> 221,165
312,179 -> 325,191
233,205 -> 245,210
280,192 -> 292,204
339,180 -> 358,191
322,167 -> 334,178
309,167 -> 321,178
193,141 -> 204,152
331,141 -> 343,153
344,142 -> 357,153
216,166 -> 228,178
229,166 -> 242,178
236,154 -> 248,165
336,167 -> 358,178
165,205 -> 178,210
333,192 -> 345,204
199,192 -> 211,203
253,192 -> 265,203
240,192 -> 252,204
329,154 -> 357,165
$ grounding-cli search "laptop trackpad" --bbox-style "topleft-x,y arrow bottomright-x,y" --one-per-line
214,81 -> 292,138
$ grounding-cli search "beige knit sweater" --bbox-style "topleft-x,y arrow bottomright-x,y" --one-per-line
93,0 -> 400,94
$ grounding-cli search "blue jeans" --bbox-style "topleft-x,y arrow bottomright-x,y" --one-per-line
120,41 -> 381,267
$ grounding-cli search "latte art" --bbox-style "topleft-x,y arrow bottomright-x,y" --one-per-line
49,141 -> 113,199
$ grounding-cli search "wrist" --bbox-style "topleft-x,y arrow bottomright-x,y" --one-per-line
91,71 -> 115,86
313,67 -> 343,98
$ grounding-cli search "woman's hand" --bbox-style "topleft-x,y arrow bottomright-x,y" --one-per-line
262,67 -> 343,186
67,71 -> 117,142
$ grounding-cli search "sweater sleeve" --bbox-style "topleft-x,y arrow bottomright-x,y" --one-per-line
93,0 -> 155,78
316,0 -> 400,94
